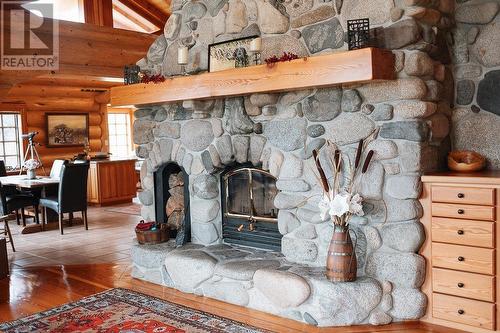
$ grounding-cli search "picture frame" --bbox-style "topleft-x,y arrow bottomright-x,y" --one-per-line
208,35 -> 259,73
45,113 -> 89,147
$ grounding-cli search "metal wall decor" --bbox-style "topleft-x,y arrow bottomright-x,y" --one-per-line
124,65 -> 141,85
208,35 -> 258,72
347,18 -> 370,50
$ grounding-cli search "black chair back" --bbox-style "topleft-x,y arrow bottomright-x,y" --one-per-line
0,161 -> 7,177
58,163 -> 89,213
0,184 -> 8,216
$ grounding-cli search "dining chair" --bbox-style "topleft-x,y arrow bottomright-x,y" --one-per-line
40,163 -> 90,235
0,161 -> 21,225
50,159 -> 67,179
0,214 -> 16,252
0,181 -> 40,229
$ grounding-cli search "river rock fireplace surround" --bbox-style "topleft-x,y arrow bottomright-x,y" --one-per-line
127,0 -> 454,328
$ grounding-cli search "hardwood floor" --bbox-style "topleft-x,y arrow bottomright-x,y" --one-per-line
0,205 -> 470,332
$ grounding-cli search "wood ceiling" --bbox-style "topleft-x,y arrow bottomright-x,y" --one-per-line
0,1 -> 165,109
113,0 -> 171,33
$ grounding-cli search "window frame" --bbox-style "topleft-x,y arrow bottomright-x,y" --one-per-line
107,108 -> 134,157
0,112 -> 24,171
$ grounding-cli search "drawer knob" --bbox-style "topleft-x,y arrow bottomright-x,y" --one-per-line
457,229 -> 464,235
457,209 -> 465,215
457,282 -> 464,288
458,256 -> 465,262
458,309 -> 465,315
457,193 -> 465,198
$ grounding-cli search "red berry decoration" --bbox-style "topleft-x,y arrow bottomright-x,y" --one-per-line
140,73 -> 166,84
264,52 -> 299,65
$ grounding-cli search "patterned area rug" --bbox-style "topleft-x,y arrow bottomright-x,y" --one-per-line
105,203 -> 142,216
0,288 -> 272,333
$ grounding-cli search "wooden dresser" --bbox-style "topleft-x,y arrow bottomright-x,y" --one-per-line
421,171 -> 500,332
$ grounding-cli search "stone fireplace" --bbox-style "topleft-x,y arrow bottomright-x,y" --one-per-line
130,0 -> 455,328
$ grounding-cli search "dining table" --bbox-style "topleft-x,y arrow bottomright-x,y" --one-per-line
0,175 -> 60,234
0,175 -> 59,189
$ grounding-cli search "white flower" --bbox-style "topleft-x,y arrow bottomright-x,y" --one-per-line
349,193 -> 364,216
329,192 -> 351,217
23,159 -> 40,170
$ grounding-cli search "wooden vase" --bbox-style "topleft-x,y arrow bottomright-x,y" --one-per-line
326,225 -> 357,282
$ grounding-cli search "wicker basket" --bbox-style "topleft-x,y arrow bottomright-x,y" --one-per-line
135,223 -> 170,245
448,150 -> 486,172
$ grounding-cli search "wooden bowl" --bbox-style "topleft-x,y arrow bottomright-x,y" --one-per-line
448,150 -> 486,172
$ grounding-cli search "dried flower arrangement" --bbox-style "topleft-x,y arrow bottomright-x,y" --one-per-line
264,52 -> 299,65
23,158 -> 40,170
313,137 -> 375,228
312,132 -> 377,282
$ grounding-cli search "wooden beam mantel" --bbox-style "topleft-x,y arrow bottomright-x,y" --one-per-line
110,48 -> 395,107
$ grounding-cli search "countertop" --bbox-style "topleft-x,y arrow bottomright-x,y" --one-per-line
88,157 -> 137,164
422,170 -> 500,185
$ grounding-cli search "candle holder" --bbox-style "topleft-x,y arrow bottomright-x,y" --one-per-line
252,51 -> 261,66
179,64 -> 189,76
177,46 -> 189,76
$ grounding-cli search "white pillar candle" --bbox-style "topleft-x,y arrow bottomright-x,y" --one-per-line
177,46 -> 189,65
250,37 -> 262,52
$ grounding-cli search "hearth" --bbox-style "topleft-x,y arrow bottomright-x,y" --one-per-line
221,165 -> 281,251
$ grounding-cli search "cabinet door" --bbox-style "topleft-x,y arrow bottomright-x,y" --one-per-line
87,164 -> 99,203
98,161 -> 137,204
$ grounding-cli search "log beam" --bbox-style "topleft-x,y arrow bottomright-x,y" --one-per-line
83,0 -> 113,27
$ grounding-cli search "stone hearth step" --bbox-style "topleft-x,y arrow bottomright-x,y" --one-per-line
131,242 -> 424,327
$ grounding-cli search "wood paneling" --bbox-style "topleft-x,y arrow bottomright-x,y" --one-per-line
22,107 -> 105,168
110,48 -> 396,107
0,13 -> 155,101
84,0 -> 113,27
117,0 -> 169,30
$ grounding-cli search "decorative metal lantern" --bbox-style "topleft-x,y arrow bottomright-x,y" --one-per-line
347,18 -> 370,50
124,65 -> 141,85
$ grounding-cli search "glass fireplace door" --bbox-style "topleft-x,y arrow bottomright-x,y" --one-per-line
222,167 -> 281,250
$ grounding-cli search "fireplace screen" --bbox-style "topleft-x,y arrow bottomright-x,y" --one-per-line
222,167 -> 281,250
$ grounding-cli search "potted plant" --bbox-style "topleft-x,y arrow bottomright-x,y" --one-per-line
24,158 -> 40,180
313,138 -> 375,282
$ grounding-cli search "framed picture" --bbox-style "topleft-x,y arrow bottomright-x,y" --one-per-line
46,113 -> 89,147
208,35 -> 258,73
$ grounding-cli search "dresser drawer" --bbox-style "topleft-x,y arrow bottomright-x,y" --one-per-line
432,186 -> 495,206
432,203 -> 495,221
433,293 -> 495,330
432,243 -> 495,275
432,268 -> 495,302
432,217 -> 494,248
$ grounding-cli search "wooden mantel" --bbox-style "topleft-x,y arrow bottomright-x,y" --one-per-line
110,47 -> 395,107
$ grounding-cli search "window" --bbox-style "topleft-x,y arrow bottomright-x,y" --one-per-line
23,0 -> 85,23
108,113 -> 132,157
0,114 -> 22,170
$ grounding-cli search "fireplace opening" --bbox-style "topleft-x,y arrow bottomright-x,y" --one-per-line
221,165 -> 282,251
154,163 -> 190,246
